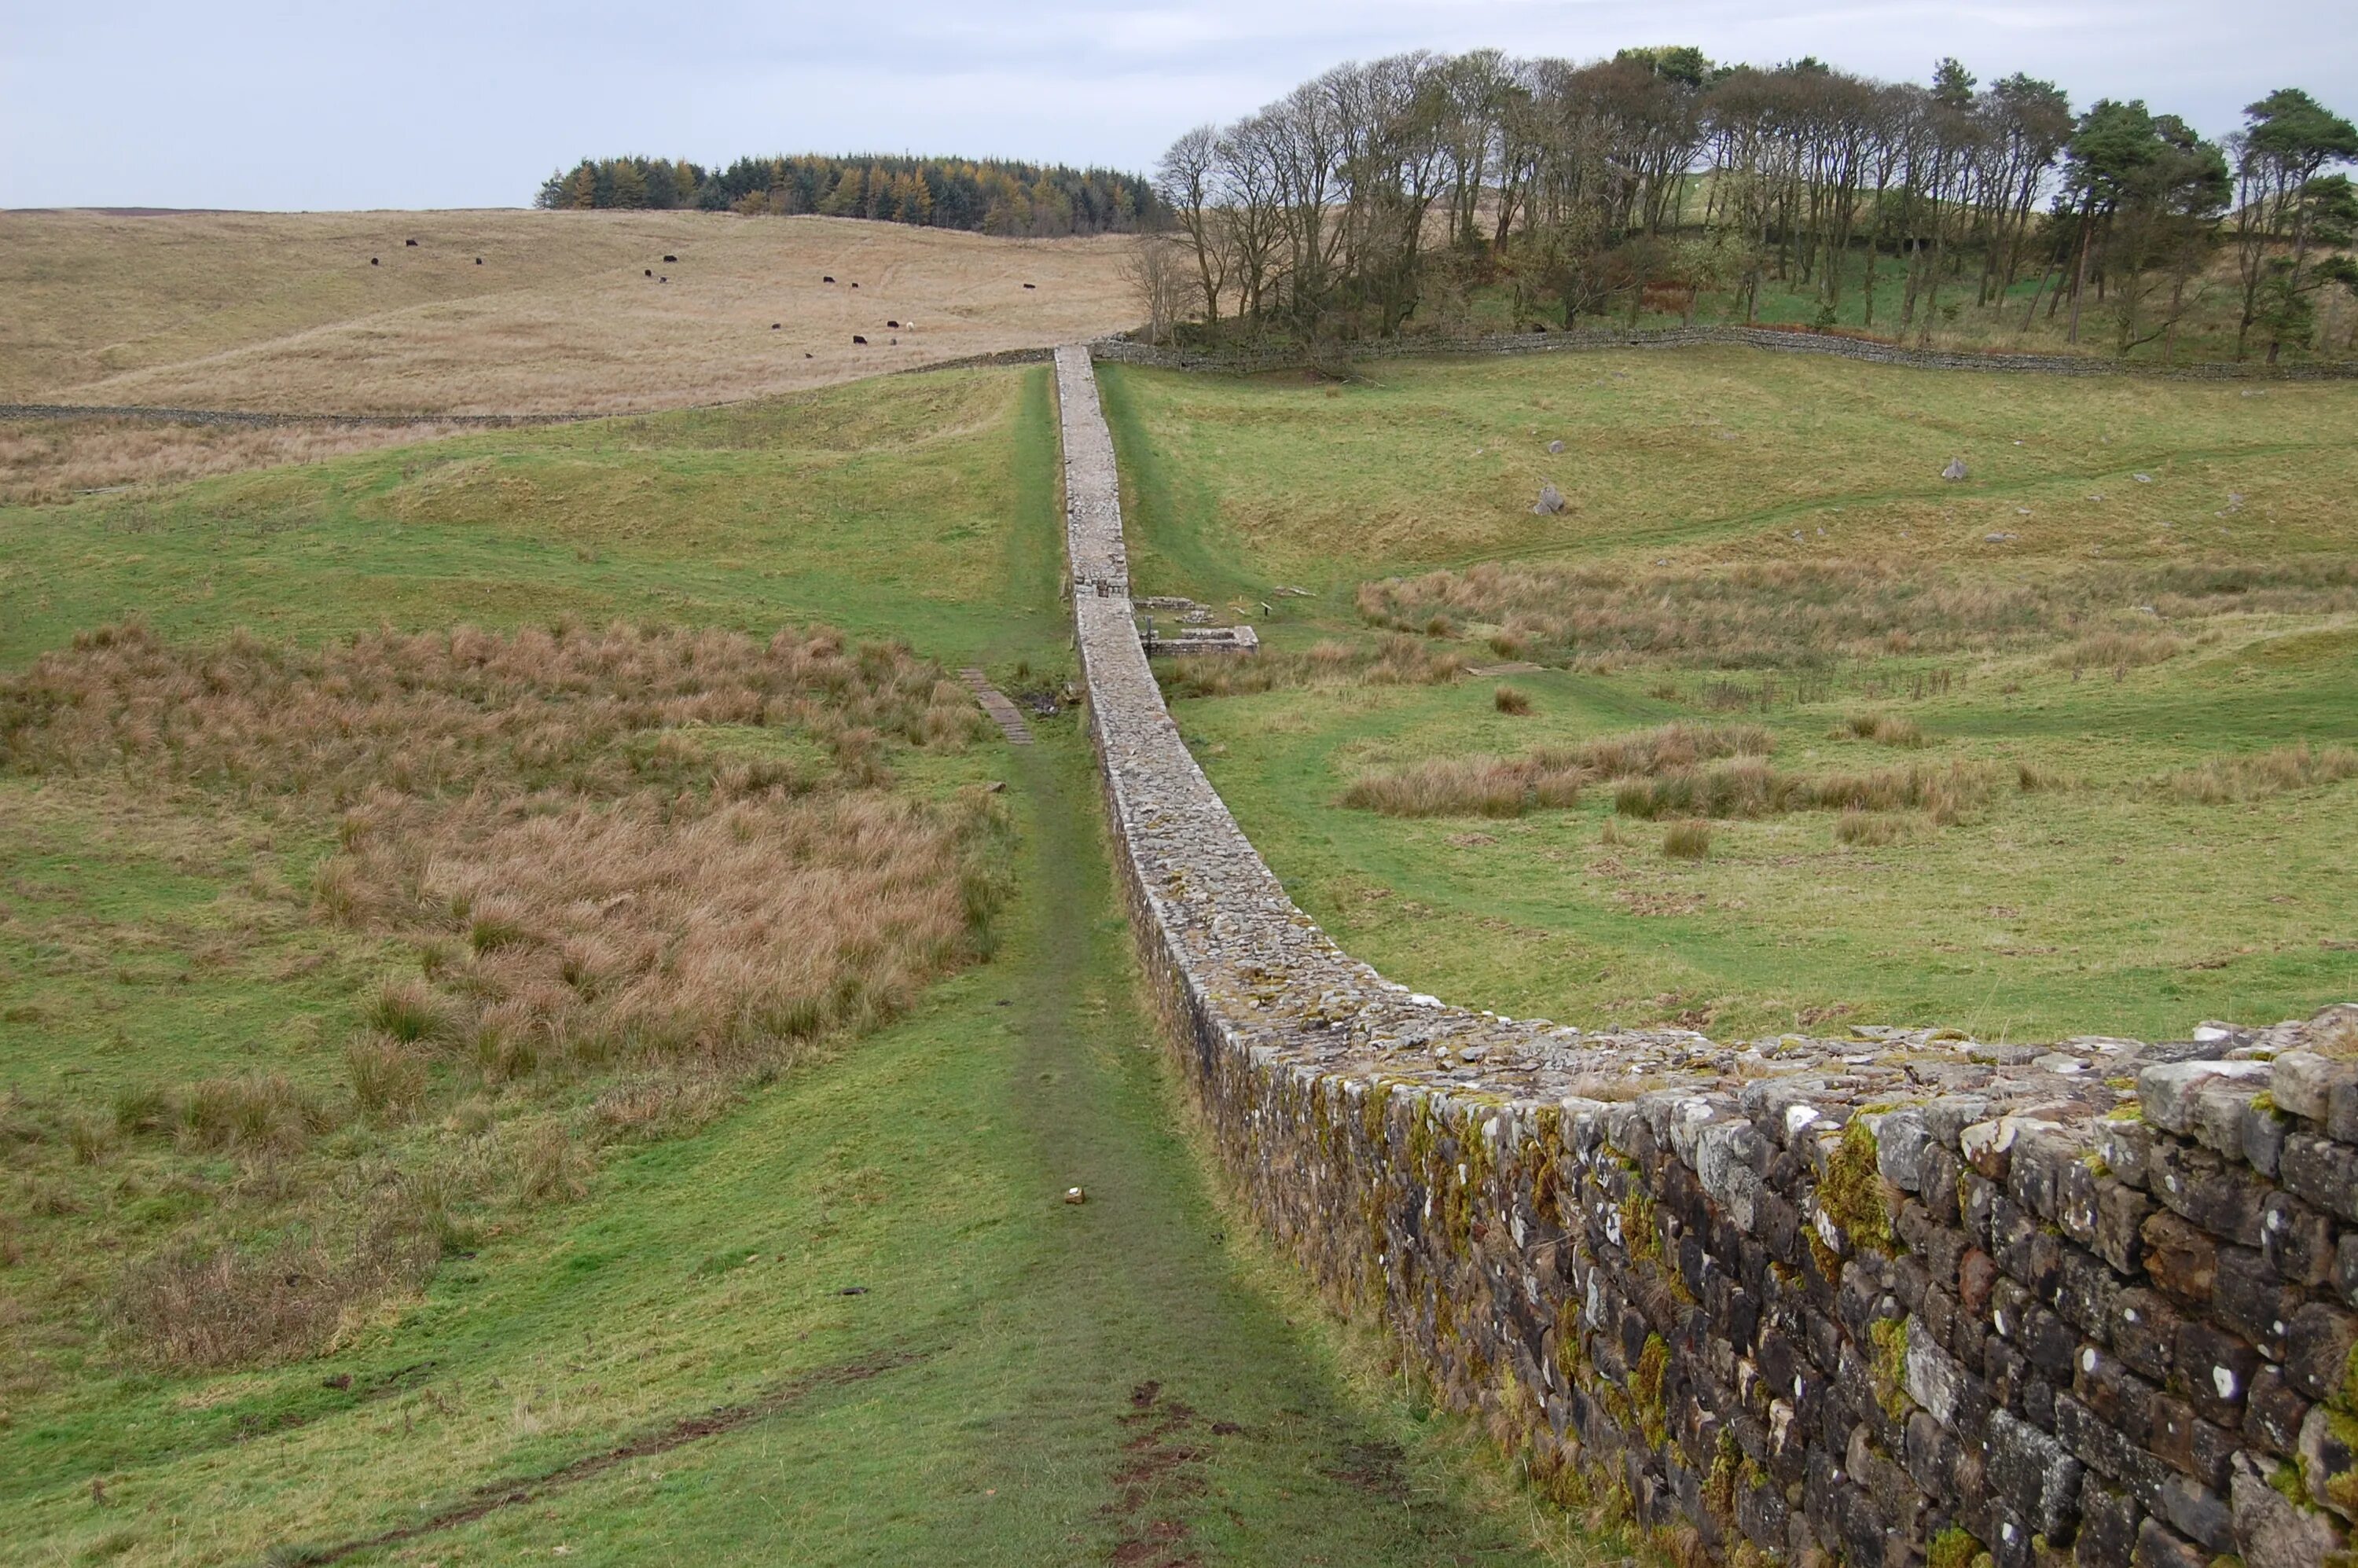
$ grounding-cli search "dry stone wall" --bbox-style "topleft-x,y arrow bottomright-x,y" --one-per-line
1055,341 -> 2358,1568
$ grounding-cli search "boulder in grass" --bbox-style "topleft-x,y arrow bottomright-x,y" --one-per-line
1532,484 -> 1567,516
1547,439 -> 1565,454
1941,457 -> 1969,481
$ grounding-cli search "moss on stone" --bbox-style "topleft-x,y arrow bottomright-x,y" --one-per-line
1929,1526 -> 1983,1568
1703,1427 -> 1743,1518
1820,1118 -> 1897,1255
1633,1333 -> 1671,1451
1623,1188 -> 1662,1265
1870,1316 -> 1911,1419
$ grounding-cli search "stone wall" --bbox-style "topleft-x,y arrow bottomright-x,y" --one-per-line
1053,341 -> 2358,1568
1089,325 -> 2358,382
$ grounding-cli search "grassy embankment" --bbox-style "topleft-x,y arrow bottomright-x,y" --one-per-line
1100,347 -> 2358,1042
0,368 -> 1574,1566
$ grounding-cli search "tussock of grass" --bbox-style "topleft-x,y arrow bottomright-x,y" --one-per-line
110,1209 -> 440,1370
3,620 -> 1010,1368
2051,629 -> 2185,670
1162,633 -> 1468,698
2164,744 -> 2358,804
1614,759 -> 1992,824
1493,685 -> 1532,715
1357,559 -> 2358,670
1339,722 -> 1770,818
1662,821 -> 1712,860
1838,713 -> 1924,748
1835,810 -> 1915,847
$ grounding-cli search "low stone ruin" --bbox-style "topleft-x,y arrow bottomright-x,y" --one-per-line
1055,343 -> 2358,1568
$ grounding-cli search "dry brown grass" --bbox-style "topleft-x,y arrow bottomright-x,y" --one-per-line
1357,559 -> 2358,670
5,619 -> 1008,1366
2163,743 -> 2358,803
0,417 -> 468,505
2,208 -> 1137,415
1836,712 -> 1926,748
1661,821 -> 1713,860
110,1208 -> 439,1369
1339,722 -> 1770,818
1162,633 -> 1470,698
1613,758 -> 1993,824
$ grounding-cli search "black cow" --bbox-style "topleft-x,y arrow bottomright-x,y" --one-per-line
406,238 -> 418,247
887,320 -> 899,329
823,275 -> 834,283
475,257 -> 483,265
1023,282 -> 1035,289
771,323 -> 781,329
663,254 -> 678,263
371,258 -> 379,266
852,335 -> 868,345
645,269 -> 652,277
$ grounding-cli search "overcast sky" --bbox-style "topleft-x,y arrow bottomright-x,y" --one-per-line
4,1 -> 2353,211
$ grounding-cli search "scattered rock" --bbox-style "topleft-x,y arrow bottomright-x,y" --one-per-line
1547,439 -> 1565,454
2135,473 -> 2154,483
1064,1187 -> 1087,1204
1941,458 -> 1969,481
1532,484 -> 1567,515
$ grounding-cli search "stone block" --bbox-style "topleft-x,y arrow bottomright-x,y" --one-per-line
2055,1390 -> 2170,1507
2281,1133 -> 2358,1224
2130,1514 -> 2206,1568
2074,1478 -> 2138,1568
1990,1406 -> 2086,1542
2230,1449 -> 2345,1568
2243,1364 -> 2310,1457
2269,1051 -> 2352,1122
1878,1107 -> 1934,1192
2097,1118 -> 2154,1192
2243,1100 -> 2291,1177
2173,1318 -> 2260,1424
2092,1181 -> 2149,1276
2139,1213 -> 2216,1304
2147,1138 -> 2270,1246
2106,1290 -> 2177,1383
2259,1192 -> 2334,1287
2285,1302 -> 2358,1402
2155,1474 -> 2234,1554
2138,1059 -> 2268,1135
2212,1244 -> 2297,1360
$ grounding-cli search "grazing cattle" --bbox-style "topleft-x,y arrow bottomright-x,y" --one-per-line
823,275 -> 834,283
371,257 -> 379,266
659,276 -> 668,283
1023,282 -> 1035,289
645,269 -> 652,277
771,323 -> 781,329
406,238 -> 418,247
852,335 -> 868,344
475,257 -> 483,265
886,319 -> 899,329
663,254 -> 677,263
850,282 -> 859,288
804,352 -> 813,358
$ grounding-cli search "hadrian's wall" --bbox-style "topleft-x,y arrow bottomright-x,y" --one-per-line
1053,341 -> 2358,1568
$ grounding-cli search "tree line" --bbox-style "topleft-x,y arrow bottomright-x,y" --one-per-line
534,153 -> 1159,239
1147,50 -> 2358,362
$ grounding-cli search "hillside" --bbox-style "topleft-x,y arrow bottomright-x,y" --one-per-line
0,208 -> 1138,415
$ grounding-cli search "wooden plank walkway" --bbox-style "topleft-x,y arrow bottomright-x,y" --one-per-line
958,668 -> 1034,745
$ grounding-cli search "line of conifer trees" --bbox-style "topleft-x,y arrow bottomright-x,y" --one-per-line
534,153 -> 1158,239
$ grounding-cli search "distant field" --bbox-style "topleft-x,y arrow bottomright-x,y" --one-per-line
1101,349 -> 2358,1041
0,208 -> 1137,415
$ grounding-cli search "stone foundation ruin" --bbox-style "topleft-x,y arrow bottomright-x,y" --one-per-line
1054,343 -> 2358,1568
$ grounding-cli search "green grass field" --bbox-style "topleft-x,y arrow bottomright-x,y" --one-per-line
1100,350 -> 2358,1041
0,369 -> 1589,1566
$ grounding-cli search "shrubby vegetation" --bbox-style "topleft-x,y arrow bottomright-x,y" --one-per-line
0,620 -> 1006,1367
536,152 -> 1158,237
1148,50 -> 2358,360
